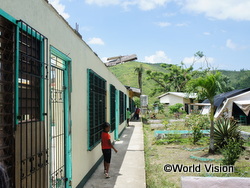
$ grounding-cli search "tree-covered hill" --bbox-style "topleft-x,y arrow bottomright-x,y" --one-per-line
219,70 -> 250,89
108,61 -> 250,105
108,61 -> 167,104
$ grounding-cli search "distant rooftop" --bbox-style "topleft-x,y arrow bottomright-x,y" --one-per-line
158,92 -> 197,99
105,54 -> 137,67
125,86 -> 141,97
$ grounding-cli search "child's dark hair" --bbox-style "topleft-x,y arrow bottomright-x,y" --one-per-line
102,122 -> 110,130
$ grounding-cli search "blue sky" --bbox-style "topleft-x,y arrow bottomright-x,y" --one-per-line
48,0 -> 250,70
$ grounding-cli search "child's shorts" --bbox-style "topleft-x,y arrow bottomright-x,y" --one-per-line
102,149 -> 111,163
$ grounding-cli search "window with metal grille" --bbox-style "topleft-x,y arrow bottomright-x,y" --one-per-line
88,69 -> 106,150
129,97 -> 135,112
119,91 -> 125,124
18,23 -> 42,122
110,84 -> 116,132
0,15 -> 15,188
16,20 -> 49,188
124,94 -> 127,120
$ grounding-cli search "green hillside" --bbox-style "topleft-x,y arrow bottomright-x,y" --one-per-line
109,61 -> 250,105
219,70 -> 250,89
108,61 -> 167,104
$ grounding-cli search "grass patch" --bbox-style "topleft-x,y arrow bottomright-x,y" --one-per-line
240,125 -> 250,132
144,121 -> 250,188
144,123 -> 177,188
154,133 -> 210,146
244,141 -> 250,147
154,136 -> 190,145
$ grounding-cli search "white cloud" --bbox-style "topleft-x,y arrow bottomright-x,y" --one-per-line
85,0 -> 171,11
163,12 -> 176,17
225,39 -> 248,50
49,0 -> 70,19
144,51 -> 172,64
101,57 -> 108,63
175,23 -> 188,27
182,56 -> 214,69
135,0 -> 171,11
182,0 -> 250,21
226,39 -> 236,50
182,56 -> 195,65
122,1 -> 137,11
88,37 -> 105,45
156,22 -> 171,27
85,0 -> 120,6
203,32 -> 211,35
84,0 -> 250,20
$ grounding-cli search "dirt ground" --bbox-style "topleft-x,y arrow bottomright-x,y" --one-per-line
144,123 -> 250,188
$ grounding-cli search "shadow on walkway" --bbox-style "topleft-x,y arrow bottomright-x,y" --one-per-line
84,121 -> 145,188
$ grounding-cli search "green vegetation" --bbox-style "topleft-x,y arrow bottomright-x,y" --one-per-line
146,63 -> 197,95
220,69 -> 250,89
168,103 -> 184,114
155,134 -> 188,145
144,123 -> 176,188
192,125 -> 203,144
110,53 -> 250,187
239,125 -> 250,132
108,61 -> 168,104
214,118 -> 244,149
108,61 -> 247,106
143,118 -> 250,188
221,139 -> 244,166
185,114 -> 210,130
134,64 -> 144,94
187,71 -> 223,153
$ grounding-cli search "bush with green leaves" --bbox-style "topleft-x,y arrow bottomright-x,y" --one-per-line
134,98 -> 141,107
192,125 -> 203,144
152,100 -> 165,114
221,138 -> 243,166
168,103 -> 184,114
214,118 -> 244,149
154,134 -> 189,145
185,114 -> 210,130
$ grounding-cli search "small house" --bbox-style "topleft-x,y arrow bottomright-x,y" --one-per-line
158,92 -> 198,114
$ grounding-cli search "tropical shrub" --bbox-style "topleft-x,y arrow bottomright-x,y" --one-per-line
214,118 -> 244,149
134,98 -> 141,107
192,125 -> 203,144
168,103 -> 184,114
185,114 -> 210,130
154,134 -> 189,145
221,138 -> 243,165
152,100 -> 165,114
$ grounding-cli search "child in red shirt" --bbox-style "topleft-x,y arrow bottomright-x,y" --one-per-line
101,122 -> 118,178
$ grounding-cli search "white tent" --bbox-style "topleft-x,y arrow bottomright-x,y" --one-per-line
214,91 -> 250,118
234,100 -> 250,116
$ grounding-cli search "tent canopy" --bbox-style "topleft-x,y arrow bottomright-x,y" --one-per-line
203,88 -> 250,108
234,100 -> 250,116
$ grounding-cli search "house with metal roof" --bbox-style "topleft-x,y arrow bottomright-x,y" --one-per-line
158,92 -> 198,114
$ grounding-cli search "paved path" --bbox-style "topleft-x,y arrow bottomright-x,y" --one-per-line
84,121 -> 146,188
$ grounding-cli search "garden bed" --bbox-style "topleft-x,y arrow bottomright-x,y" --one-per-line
144,123 -> 250,188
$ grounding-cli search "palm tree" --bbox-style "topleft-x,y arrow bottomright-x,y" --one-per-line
134,65 -> 144,94
187,71 -> 222,153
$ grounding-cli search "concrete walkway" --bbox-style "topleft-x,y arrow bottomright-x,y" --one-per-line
84,121 -> 146,188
